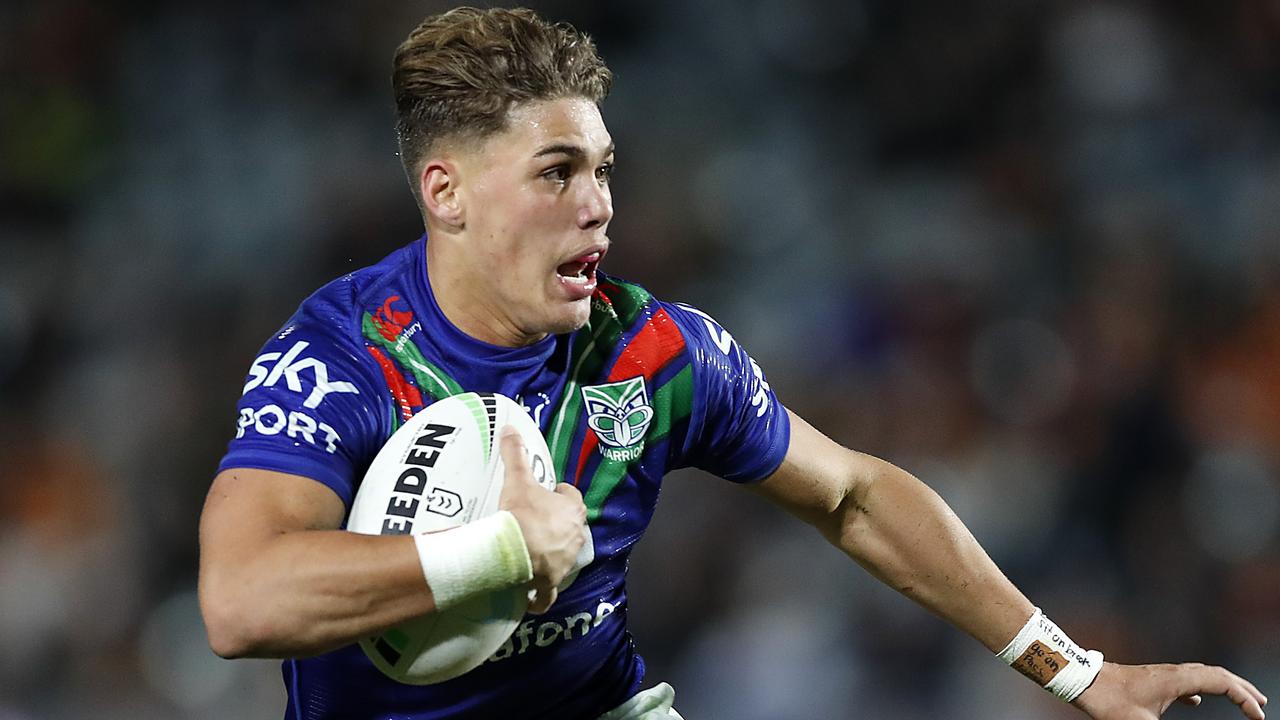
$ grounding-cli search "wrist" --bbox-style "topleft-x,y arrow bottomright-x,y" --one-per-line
998,608 -> 1105,703
413,511 -> 534,611
1069,662 -> 1115,714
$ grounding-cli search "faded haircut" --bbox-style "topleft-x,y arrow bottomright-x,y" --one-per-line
392,7 -> 613,206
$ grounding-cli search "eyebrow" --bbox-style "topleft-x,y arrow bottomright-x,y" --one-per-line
533,142 -> 615,162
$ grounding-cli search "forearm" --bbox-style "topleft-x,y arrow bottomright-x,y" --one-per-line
834,466 -> 1271,717
200,530 -> 433,658
825,454 -> 1034,652
761,416 -> 1268,719
199,468 -> 536,660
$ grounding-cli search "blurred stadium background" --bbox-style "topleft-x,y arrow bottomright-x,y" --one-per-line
2,1 -> 1278,718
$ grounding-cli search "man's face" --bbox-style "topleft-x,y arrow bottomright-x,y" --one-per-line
450,97 -> 615,342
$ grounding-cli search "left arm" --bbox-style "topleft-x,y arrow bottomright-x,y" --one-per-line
751,409 -> 1267,720
749,409 -> 1033,653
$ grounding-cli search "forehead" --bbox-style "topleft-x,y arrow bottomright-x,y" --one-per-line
487,97 -> 613,158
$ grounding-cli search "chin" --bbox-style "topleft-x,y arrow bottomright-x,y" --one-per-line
541,301 -> 592,336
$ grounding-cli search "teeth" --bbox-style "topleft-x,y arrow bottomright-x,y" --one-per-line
558,261 -> 589,278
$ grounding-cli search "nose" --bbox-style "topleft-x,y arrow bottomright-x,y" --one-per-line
576,180 -> 613,231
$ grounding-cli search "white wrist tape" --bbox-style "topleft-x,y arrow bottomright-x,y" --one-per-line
998,608 -> 1104,703
413,511 -> 533,612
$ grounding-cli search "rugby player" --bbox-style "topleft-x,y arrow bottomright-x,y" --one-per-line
197,7 -> 1268,719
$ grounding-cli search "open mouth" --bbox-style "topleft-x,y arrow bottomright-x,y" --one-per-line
556,251 -> 602,288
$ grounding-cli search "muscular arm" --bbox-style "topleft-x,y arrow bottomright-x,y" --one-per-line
198,430 -> 586,660
750,409 -> 1267,719
748,410 -> 1033,652
198,468 -> 435,659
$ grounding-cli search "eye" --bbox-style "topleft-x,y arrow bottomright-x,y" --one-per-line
542,165 -> 571,184
595,162 -> 614,183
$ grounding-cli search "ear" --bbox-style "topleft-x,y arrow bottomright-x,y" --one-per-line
420,159 -> 464,230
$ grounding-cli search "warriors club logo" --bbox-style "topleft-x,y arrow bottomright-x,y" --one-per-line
373,295 -> 414,342
581,377 -> 654,462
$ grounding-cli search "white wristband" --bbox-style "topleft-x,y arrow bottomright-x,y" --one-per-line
413,511 -> 534,612
998,608 -> 1104,703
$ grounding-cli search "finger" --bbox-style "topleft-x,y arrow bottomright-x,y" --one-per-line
1177,695 -> 1202,707
1234,689 -> 1265,720
498,426 -> 535,486
557,486 -> 587,523
1172,665 -> 1266,720
1236,675 -> 1268,708
1215,677 -> 1265,720
554,481 -> 584,503
1209,667 -> 1269,708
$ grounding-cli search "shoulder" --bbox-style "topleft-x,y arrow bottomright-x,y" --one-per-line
593,280 -> 790,480
240,240 -> 426,407
274,239 -> 422,350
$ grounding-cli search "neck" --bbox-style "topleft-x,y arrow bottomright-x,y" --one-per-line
424,234 -> 546,348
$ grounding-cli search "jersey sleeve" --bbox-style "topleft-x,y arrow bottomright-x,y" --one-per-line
216,312 -> 389,509
663,302 -> 791,482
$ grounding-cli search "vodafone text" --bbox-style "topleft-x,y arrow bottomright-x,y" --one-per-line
487,600 -> 617,662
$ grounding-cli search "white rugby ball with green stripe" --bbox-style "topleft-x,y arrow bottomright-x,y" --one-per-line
346,392 -> 555,685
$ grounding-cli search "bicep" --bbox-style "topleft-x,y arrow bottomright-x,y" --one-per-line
199,468 -> 347,569
197,468 -> 435,657
746,409 -> 886,533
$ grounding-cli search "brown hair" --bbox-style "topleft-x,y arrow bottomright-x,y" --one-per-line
393,7 -> 613,203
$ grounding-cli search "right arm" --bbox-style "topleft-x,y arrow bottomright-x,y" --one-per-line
198,467 -> 433,659
198,430 -> 586,660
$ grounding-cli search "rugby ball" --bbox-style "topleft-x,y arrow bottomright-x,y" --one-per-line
347,392 -> 555,685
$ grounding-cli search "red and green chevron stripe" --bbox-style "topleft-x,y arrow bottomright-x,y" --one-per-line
366,345 -> 424,425
359,279 -> 695,525
579,364 -> 692,522
545,278 -> 695,522
571,306 -> 686,483
594,278 -> 650,327
361,312 -> 463,426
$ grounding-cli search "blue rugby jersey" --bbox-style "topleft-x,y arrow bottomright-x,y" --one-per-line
218,236 -> 791,720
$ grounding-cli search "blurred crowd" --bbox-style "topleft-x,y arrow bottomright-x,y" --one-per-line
2,1 -> 1278,718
